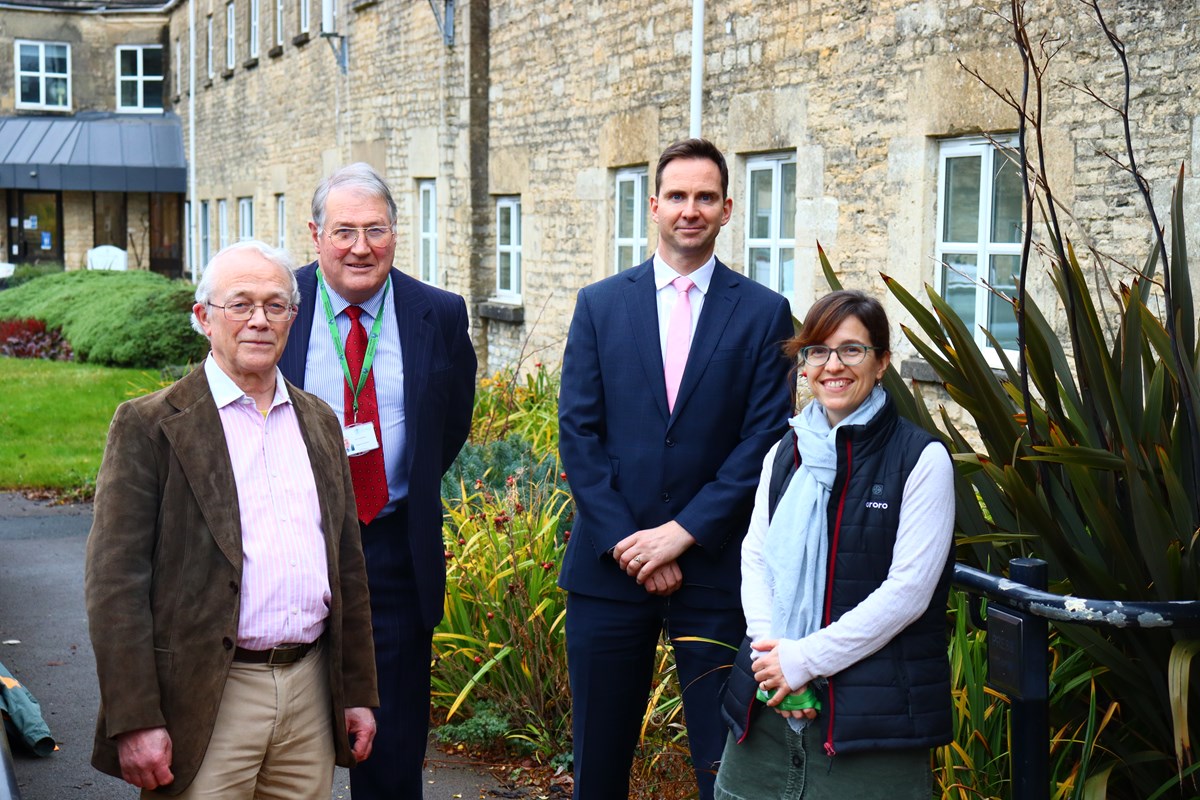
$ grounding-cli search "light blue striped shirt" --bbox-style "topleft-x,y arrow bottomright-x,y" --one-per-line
303,276 -> 408,513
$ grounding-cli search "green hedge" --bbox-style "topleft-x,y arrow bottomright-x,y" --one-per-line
0,270 -> 208,368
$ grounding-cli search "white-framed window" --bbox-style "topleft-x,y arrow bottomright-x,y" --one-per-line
15,40 -> 71,110
206,16 -> 214,78
275,0 -> 284,46
613,167 -> 648,272
248,0 -> 260,58
935,136 -> 1023,353
238,197 -> 254,239
225,2 -> 236,69
298,0 -> 309,33
320,0 -> 335,33
275,194 -> 286,249
495,196 -> 521,302
744,153 -> 796,299
116,45 -> 164,112
199,201 -> 212,266
418,180 -> 438,285
174,37 -> 181,96
218,199 -> 230,248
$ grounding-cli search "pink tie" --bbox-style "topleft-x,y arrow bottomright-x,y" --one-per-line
664,276 -> 695,412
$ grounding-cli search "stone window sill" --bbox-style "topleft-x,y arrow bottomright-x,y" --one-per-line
221,68 -> 234,80
478,302 -> 524,324
292,31 -> 311,46
268,44 -> 283,58
243,56 -> 259,69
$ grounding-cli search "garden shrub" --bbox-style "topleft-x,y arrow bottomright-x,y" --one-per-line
0,270 -> 207,368
0,318 -> 72,360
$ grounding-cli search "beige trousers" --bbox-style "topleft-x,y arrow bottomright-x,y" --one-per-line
152,642 -> 335,800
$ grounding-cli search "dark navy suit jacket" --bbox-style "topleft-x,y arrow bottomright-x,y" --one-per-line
557,258 -> 794,609
279,262 -> 476,629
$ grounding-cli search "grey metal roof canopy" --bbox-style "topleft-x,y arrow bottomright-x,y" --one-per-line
0,111 -> 186,192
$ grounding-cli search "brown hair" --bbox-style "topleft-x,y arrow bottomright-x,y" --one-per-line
655,138 -> 729,199
784,290 -> 891,362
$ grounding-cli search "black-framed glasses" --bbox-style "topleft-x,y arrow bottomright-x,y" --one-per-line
799,343 -> 881,366
323,226 -> 395,249
208,300 -> 296,323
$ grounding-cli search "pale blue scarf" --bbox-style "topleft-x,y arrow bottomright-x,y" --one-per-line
762,385 -> 887,729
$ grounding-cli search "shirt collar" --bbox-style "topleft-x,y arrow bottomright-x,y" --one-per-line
653,252 -> 715,294
203,353 -> 292,410
319,270 -> 390,320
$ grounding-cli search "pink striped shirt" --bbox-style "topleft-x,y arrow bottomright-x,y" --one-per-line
204,356 -> 331,650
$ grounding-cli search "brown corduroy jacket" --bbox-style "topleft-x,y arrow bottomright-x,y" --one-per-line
84,366 -> 378,795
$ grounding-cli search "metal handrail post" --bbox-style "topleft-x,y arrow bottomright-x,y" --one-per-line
1008,558 -> 1049,800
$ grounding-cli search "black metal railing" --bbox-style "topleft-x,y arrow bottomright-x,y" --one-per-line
952,558 -> 1200,800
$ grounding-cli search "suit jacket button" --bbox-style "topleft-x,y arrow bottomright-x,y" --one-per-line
661,492 -> 670,502
229,581 -> 238,593
665,438 -> 675,447
222,637 -> 233,650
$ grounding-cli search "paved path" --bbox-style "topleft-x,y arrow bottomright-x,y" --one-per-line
0,493 -> 503,799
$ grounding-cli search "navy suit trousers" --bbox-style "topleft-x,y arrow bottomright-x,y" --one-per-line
566,591 -> 745,800
350,507 -> 434,800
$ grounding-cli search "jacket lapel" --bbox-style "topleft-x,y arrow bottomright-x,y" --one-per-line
279,263 -> 318,386
623,261 -> 670,423
159,368 -> 243,571
669,259 -> 740,425
289,385 -> 343,555
391,270 -> 434,475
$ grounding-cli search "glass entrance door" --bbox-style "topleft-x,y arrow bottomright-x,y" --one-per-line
10,191 -> 63,264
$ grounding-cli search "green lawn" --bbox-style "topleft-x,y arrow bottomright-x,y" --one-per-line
0,358 -> 166,489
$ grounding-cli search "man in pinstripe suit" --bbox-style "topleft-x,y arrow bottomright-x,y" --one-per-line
279,164 -> 477,800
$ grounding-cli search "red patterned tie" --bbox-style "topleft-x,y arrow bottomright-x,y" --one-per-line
344,306 -> 388,523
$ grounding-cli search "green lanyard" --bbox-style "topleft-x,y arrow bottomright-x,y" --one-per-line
316,268 -> 388,420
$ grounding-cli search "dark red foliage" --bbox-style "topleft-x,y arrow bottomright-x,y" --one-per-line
0,318 -> 74,360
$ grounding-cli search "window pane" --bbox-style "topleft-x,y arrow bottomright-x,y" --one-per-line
46,77 -> 68,106
120,82 -> 139,107
498,253 -> 511,291
988,254 -> 1020,350
498,206 -> 511,245
749,169 -> 773,239
749,247 -> 771,286
942,254 -> 978,332
143,80 -> 163,109
512,206 -> 521,245
19,76 -> 39,103
144,47 -> 164,76
616,245 -> 633,272
617,180 -> 634,238
19,44 -> 39,72
46,45 -> 68,73
637,174 -> 648,238
991,151 -> 1023,244
780,248 -> 795,295
780,163 -> 796,240
120,48 -> 139,75
421,240 -> 432,278
943,156 -> 981,243
421,189 -> 434,231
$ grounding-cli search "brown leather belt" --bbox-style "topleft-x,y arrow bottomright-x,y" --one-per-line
233,641 -> 315,665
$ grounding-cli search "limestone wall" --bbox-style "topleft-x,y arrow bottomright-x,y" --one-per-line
164,0 -> 1200,377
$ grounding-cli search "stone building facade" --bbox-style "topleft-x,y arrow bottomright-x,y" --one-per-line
158,0 -> 1200,377
0,1 -> 186,275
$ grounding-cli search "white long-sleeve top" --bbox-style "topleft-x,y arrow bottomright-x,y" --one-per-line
741,439 -> 956,692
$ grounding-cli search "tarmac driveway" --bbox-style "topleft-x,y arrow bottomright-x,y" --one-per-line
0,493 -> 501,799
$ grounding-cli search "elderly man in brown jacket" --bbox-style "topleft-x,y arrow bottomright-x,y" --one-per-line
85,240 -> 378,798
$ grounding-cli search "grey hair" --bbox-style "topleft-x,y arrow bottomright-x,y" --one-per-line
191,240 -> 300,335
310,162 -> 398,232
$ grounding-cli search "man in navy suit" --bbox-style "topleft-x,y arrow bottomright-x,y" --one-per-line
558,139 -> 794,799
279,163 -> 476,799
